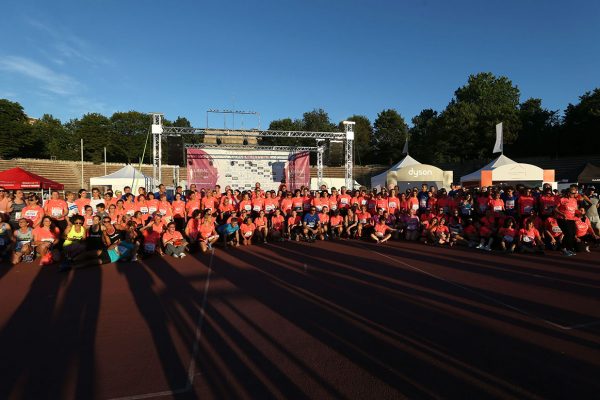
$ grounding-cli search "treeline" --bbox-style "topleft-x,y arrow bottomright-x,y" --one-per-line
1,72 -> 598,166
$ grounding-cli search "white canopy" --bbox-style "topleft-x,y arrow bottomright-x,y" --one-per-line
89,165 -> 153,193
461,154 -> 546,185
370,155 -> 420,189
460,154 -> 516,183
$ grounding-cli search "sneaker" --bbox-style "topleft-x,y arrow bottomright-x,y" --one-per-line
179,253 -> 187,258
585,246 -> 591,253
561,249 -> 572,257
484,245 -> 491,251
131,255 -> 139,262
207,243 -> 213,251
475,244 -> 483,250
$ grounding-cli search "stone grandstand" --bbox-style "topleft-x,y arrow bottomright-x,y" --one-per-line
0,158 -> 386,192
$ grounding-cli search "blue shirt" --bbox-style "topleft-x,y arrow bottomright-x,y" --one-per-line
217,223 -> 239,236
303,213 -> 320,228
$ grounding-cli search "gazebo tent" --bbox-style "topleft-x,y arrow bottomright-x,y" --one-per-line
89,165 -> 152,193
460,154 -> 555,188
370,155 -> 420,189
371,155 -> 453,191
578,163 -> 600,184
0,167 -> 64,190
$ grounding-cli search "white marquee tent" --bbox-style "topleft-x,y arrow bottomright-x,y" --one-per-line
460,154 -> 555,187
371,155 -> 453,191
89,165 -> 153,193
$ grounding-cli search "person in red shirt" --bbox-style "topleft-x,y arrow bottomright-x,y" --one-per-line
32,216 -> 60,265
318,206 -> 331,240
280,192 -> 293,216
518,219 -> 544,254
387,189 -> 400,216
74,189 -> 90,215
269,209 -> 285,241
162,222 -> 188,258
476,220 -> 494,251
337,187 -> 352,214
198,215 -> 219,253
185,209 -> 202,246
407,191 -> 420,214
538,188 -> 557,217
287,210 -> 302,241
488,192 -> 505,217
44,190 -> 68,232
575,206 -> 600,253
140,212 -> 166,255
254,210 -> 268,243
544,212 -> 565,252
240,217 -> 256,246
264,191 -> 278,216
22,195 -> 45,228
371,216 -> 394,244
432,216 -> 451,245
185,192 -> 202,219
375,193 -> 388,213
518,188 -> 536,216
329,209 -> 344,239
555,187 -> 579,254
498,218 -> 517,253
202,191 -> 218,215
356,205 -> 373,239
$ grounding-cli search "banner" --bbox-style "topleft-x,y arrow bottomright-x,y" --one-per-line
493,122 -> 503,154
285,151 -> 310,191
186,148 -> 309,191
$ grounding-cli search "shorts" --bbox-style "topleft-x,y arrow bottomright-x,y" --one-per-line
100,250 -> 112,264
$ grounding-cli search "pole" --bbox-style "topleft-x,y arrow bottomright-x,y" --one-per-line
104,147 -> 107,175
80,139 -> 84,189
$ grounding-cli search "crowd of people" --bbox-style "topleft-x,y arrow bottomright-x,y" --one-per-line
0,181 -> 598,272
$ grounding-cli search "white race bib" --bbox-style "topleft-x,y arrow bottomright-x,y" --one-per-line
253,206 -> 261,212
51,207 -> 62,217
388,202 -> 396,208
244,205 -> 252,211
412,204 -> 419,211
494,206 -> 502,211
552,226 -> 562,233
15,212 -> 22,220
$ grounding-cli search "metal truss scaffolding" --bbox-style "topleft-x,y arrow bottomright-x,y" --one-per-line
151,113 -> 354,190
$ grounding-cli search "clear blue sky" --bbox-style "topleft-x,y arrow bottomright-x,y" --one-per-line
1,0 -> 598,128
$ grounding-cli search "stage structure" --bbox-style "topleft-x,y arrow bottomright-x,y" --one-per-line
150,113 -> 355,190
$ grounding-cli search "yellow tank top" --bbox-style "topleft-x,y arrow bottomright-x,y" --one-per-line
64,226 -> 86,247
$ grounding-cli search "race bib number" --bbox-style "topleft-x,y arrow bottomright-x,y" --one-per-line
493,206 -> 502,212
144,243 -> 156,253
25,210 -> 37,218
126,209 -> 135,216
308,222 -> 315,228
244,231 -> 252,237
522,236 -> 532,243
51,207 -> 62,217
139,207 -> 149,214
265,205 -> 275,211
388,202 -> 396,208
340,198 -> 348,204
253,206 -> 261,212
360,218 -> 367,224
15,212 -> 22,220
316,205 -> 322,212
330,204 -> 337,210
411,204 -> 419,211
244,205 -> 252,211
523,206 -> 532,213
505,200 -> 515,209
420,199 -> 427,208
149,207 -> 157,214
42,238 -> 54,243
552,226 -> 562,233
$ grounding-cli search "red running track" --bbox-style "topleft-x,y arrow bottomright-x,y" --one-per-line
0,241 -> 599,399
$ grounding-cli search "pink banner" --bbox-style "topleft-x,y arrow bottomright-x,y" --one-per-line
186,149 -> 219,189
286,151 -> 310,191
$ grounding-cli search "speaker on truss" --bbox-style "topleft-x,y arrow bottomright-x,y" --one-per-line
166,136 -> 184,166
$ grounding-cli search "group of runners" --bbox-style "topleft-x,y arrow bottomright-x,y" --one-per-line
0,180 -> 598,271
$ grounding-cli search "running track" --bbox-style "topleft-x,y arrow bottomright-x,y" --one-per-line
0,241 -> 599,399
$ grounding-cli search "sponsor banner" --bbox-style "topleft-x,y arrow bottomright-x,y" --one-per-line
187,148 -> 309,191
285,151 -> 310,191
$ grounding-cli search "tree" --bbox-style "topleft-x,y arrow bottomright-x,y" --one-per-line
508,98 -> 559,157
27,114 -> 78,160
339,115 -> 373,165
68,113 -> 113,163
372,109 -> 409,165
434,72 -> 521,161
172,116 -> 191,127
409,109 -> 438,163
562,88 -> 600,155
110,111 -> 153,163
0,99 -> 30,158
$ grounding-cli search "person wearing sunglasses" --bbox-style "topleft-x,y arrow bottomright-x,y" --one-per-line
62,215 -> 87,261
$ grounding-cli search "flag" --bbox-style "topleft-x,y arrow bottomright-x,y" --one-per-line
402,138 -> 409,155
493,122 -> 503,154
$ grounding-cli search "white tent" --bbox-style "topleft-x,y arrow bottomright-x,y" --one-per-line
89,165 -> 153,193
370,155 -> 420,189
460,154 -> 517,184
460,154 -> 553,187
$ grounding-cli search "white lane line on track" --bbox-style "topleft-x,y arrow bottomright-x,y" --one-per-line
108,250 -> 214,400
366,245 -> 592,331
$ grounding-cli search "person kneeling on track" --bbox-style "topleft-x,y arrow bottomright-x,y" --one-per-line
287,210 -> 302,241
162,222 -> 188,258
268,209 -> 285,242
33,216 -> 61,266
498,218 -> 517,253
329,210 -> 344,240
61,221 -> 139,271
217,218 -> 240,248
302,207 -> 322,242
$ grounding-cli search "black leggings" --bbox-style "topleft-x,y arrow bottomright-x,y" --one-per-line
557,218 -> 576,251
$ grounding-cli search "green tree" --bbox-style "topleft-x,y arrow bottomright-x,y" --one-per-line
435,72 -> 521,162
562,88 -> 600,155
172,116 -> 191,127
409,109 -> 438,163
68,113 -> 113,163
0,99 -> 30,158
339,115 -> 373,165
110,111 -> 153,163
509,98 -> 559,157
372,109 -> 409,165
27,114 -> 78,160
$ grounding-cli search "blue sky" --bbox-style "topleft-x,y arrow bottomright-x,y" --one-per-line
1,0 -> 599,128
